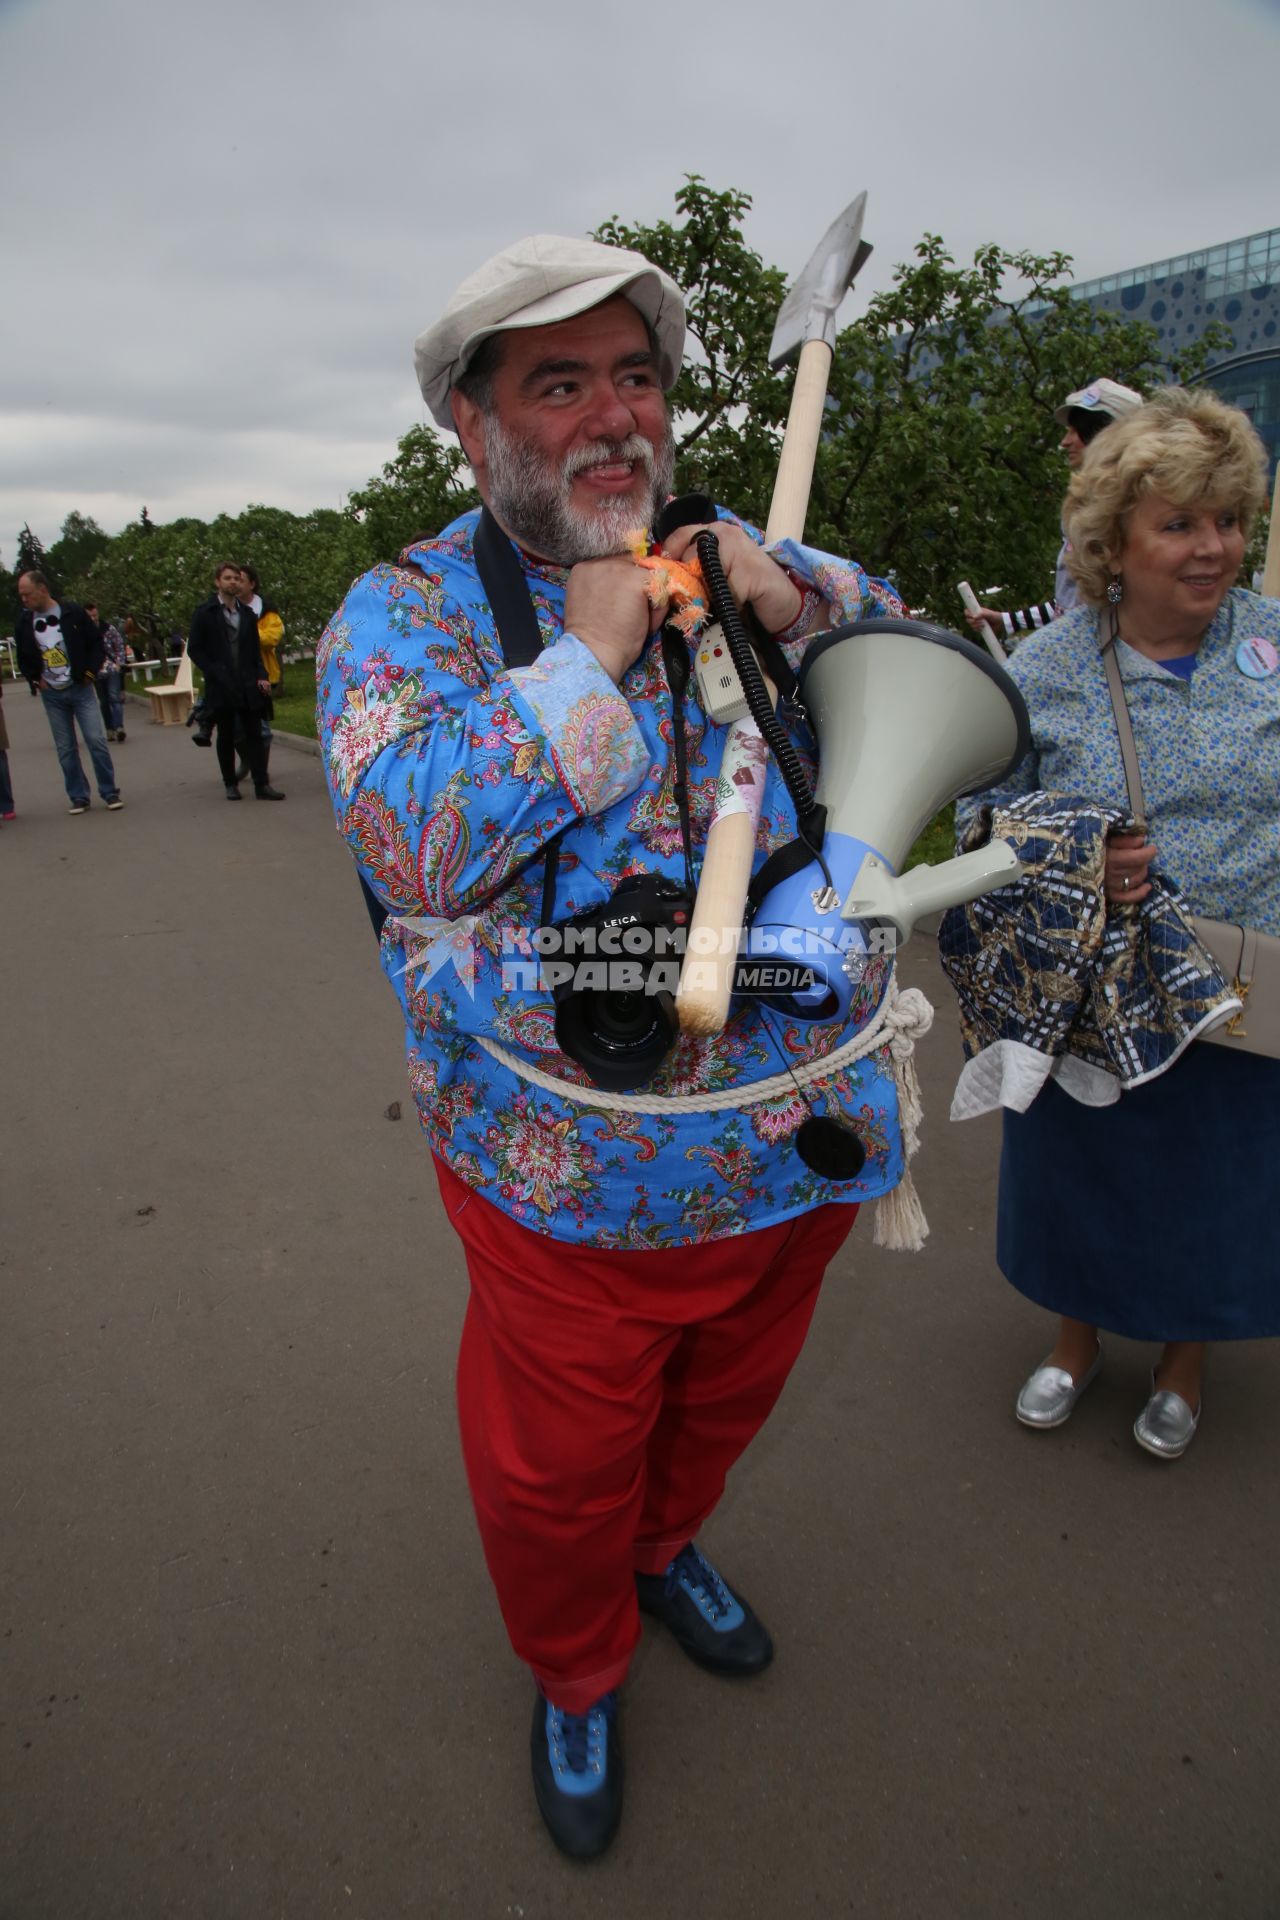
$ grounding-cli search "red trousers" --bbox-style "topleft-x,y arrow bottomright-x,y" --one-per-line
434,1157 -> 857,1712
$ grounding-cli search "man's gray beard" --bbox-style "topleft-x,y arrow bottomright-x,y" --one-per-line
482,418 -> 675,564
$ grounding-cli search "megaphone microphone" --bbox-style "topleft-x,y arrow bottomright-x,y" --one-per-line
653,494 -> 717,541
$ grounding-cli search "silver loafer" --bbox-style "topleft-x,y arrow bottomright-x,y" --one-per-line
1133,1374 -> 1200,1460
1015,1347 -> 1102,1429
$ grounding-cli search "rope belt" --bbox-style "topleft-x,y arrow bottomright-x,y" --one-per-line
472,981 -> 934,1112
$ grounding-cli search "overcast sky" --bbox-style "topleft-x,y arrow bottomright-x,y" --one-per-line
4,0 -> 1278,564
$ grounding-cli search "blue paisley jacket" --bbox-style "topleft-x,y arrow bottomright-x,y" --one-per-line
316,506 -> 909,1247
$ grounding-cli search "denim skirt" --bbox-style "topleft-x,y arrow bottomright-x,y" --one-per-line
998,1041 -> 1280,1340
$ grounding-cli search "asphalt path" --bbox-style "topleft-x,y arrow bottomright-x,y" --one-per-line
2,686 -> 1278,1920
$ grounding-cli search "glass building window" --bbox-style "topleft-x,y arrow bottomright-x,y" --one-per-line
1066,228 -> 1280,312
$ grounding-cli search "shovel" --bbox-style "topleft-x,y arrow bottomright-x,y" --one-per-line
676,193 -> 872,1036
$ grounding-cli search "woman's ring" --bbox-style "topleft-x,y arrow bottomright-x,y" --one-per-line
1122,876 -> 1131,890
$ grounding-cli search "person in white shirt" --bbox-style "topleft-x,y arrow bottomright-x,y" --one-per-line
15,571 -> 122,814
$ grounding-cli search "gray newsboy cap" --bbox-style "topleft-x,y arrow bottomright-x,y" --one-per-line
414,233 -> 687,431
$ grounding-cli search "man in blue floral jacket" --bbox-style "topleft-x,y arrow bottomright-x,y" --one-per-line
317,234 -> 909,1859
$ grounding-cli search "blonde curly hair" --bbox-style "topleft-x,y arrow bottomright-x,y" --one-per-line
1062,386 -> 1268,606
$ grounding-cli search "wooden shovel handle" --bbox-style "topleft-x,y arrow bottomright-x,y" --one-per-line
676,346 -> 836,1036
766,341 -> 834,546
675,807 -> 758,1036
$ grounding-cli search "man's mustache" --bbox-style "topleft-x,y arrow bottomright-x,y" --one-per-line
561,437 -> 657,485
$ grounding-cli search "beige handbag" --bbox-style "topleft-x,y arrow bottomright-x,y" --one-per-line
1099,624 -> 1280,1058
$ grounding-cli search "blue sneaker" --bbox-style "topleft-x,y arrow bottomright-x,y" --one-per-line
636,1542 -> 774,1676
529,1689 -> 622,1860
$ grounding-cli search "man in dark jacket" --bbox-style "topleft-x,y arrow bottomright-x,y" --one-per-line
16,570 -> 122,814
186,563 -> 285,801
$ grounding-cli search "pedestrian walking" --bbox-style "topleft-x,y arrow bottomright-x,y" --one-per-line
15,571 -> 122,814
186,564 -> 285,801
87,605 -> 128,740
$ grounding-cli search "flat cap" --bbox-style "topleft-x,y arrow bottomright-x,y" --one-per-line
414,233 -> 686,431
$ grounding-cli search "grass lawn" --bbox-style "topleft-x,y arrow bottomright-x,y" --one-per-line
266,677 -> 318,739
126,660 -> 318,740
906,804 -> 957,869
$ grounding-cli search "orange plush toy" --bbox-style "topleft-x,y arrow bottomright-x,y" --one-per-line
623,530 -> 711,639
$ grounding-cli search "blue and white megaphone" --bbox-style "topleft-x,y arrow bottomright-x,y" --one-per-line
738,618 -> 1030,1024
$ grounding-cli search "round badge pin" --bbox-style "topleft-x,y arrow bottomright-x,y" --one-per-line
1236,635 -> 1279,680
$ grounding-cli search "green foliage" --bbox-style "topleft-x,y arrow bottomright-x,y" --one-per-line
596,178 -> 794,524
15,524 -> 47,581
815,236 -> 1228,614
73,503 -> 372,649
46,511 -> 110,588
345,426 -> 478,561
598,187 -> 1230,616
1243,485 -> 1273,587
7,177 -> 1241,649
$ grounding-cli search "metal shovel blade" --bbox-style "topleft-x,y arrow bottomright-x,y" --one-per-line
769,191 -> 871,368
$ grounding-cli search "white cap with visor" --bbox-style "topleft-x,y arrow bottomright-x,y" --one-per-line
1053,377 -> 1144,427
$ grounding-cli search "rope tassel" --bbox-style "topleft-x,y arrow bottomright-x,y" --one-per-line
872,986 -> 932,1253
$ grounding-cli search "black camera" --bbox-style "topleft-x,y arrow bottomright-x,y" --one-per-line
541,873 -> 695,1092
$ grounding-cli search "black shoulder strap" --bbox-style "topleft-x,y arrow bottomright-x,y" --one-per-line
360,510 -> 551,945
472,507 -> 546,668
743,604 -> 799,701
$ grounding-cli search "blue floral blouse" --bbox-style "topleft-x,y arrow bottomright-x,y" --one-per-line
959,590 -> 1280,937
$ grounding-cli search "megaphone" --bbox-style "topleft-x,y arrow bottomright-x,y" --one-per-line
736,618 -> 1030,1025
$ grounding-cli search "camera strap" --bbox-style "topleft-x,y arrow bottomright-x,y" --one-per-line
468,512 -> 697,923
364,509 -> 697,938
472,507 -> 547,667
357,514 -> 547,944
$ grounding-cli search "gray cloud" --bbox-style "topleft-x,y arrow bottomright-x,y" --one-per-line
4,0 -> 1278,561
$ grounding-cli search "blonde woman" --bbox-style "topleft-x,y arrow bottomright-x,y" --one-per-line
955,388 -> 1278,1459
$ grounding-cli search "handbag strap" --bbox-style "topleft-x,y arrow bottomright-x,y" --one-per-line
1097,614 -> 1148,833
1100,615 -> 1258,979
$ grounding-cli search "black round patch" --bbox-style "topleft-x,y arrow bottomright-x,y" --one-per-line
795,1116 -> 866,1181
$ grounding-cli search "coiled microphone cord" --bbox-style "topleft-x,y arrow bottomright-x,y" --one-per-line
693,528 -> 830,884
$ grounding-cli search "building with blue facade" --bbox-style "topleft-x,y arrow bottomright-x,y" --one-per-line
1069,226 -> 1280,479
